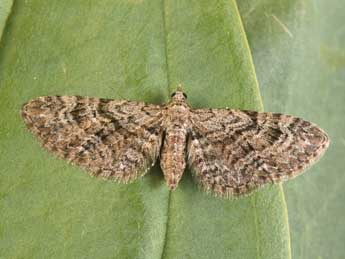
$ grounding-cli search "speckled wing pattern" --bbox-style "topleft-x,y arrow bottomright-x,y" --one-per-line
188,109 -> 329,197
22,90 -> 329,198
21,96 -> 163,183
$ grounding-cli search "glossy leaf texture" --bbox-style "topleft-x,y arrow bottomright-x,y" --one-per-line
0,1 -> 291,258
0,0 -> 12,40
238,0 -> 345,258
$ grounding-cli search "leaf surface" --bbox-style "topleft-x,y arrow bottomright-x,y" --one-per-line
238,0 -> 345,258
0,0 -> 12,41
0,1 -> 291,258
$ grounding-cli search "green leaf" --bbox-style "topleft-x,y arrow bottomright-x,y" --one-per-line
0,1 -> 290,258
0,0 -> 12,41
238,0 -> 345,258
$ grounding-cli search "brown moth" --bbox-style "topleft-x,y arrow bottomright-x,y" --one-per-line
21,87 -> 329,197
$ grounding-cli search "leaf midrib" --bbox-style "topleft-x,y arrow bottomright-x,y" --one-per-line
160,0 -> 172,257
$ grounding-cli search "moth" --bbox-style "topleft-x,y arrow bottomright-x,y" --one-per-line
21,87 -> 329,197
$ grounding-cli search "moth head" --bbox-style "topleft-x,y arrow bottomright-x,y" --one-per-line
171,85 -> 187,103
